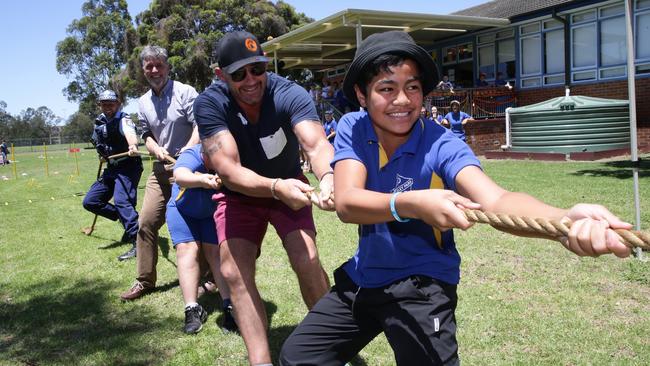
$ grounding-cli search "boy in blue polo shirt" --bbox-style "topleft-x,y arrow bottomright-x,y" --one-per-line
280,31 -> 632,366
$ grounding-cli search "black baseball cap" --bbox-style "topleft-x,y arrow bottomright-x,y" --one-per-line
343,31 -> 439,107
215,31 -> 269,74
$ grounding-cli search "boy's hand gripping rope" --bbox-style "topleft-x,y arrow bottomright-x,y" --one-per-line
463,209 -> 650,250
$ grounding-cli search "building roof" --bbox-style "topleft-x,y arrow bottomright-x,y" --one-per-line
262,8 -> 509,71
452,0 -> 575,20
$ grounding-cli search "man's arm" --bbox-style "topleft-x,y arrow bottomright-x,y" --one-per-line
201,130 -> 312,210
294,120 -> 335,210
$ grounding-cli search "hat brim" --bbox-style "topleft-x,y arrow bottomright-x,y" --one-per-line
222,55 -> 270,74
343,41 -> 439,107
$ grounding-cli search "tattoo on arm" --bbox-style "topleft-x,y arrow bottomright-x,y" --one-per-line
203,130 -> 231,157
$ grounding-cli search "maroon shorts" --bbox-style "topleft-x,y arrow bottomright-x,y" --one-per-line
213,188 -> 316,247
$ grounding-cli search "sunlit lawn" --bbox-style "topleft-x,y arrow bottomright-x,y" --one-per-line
0,147 -> 649,365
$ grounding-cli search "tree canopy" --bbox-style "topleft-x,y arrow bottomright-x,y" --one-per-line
117,0 -> 313,97
54,0 -> 313,140
56,0 -> 136,118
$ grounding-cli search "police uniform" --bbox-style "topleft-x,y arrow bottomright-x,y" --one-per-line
83,110 -> 143,243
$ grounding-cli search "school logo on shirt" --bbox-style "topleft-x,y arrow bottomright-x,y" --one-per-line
391,174 -> 413,193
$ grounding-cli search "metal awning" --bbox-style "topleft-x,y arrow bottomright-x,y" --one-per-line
262,8 -> 510,71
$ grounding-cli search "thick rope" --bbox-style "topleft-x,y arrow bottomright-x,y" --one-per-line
463,209 -> 650,250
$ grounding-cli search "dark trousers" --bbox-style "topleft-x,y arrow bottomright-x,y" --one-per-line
280,267 -> 459,366
83,159 -> 143,239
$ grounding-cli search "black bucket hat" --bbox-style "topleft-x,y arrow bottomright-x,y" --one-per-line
343,31 -> 439,107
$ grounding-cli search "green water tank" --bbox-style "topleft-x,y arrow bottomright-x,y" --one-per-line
509,95 -> 630,153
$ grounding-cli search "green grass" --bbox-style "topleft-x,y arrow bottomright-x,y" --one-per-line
0,149 -> 649,365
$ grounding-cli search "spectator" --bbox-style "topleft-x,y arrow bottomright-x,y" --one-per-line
495,71 -> 507,86
323,109 -> 337,144
0,140 -> 9,165
83,90 -> 142,261
436,75 -> 454,91
476,72 -> 489,87
120,45 -> 200,301
280,30 -> 632,366
430,106 -> 443,124
166,144 -> 237,334
441,100 -> 474,142
195,31 -> 335,365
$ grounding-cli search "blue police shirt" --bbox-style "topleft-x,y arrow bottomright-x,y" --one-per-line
444,111 -> 471,141
194,73 -> 319,182
168,144 -> 216,219
332,111 -> 481,287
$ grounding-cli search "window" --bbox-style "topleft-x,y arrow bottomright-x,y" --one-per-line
497,39 -> 516,79
638,12 -> 650,59
573,70 -> 596,81
638,0 -> 650,10
572,10 -> 596,23
545,29 -> 564,74
521,22 -> 540,35
600,17 -> 626,66
458,43 -> 473,61
600,4 -> 624,17
599,67 -> 625,78
479,45 -> 495,78
572,24 -> 597,68
521,35 -> 541,75
443,46 -> 457,64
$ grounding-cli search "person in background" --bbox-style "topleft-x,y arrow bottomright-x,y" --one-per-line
120,45 -> 200,301
280,30 -> 632,366
195,30 -> 335,365
0,140 -> 9,165
430,105 -> 443,124
83,90 -> 143,261
436,75 -> 454,91
166,144 -> 237,334
323,109 -> 337,145
476,72 -> 489,87
494,72 -> 507,86
441,100 -> 474,142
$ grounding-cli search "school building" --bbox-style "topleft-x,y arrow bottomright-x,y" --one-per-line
262,0 -> 650,158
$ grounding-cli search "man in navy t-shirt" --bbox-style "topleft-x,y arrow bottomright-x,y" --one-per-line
194,30 -> 335,366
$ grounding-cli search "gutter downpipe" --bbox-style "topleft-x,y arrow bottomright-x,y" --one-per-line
502,107 -> 513,150
551,8 -> 571,95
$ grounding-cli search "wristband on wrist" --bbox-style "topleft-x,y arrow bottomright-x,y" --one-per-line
319,170 -> 334,182
389,191 -> 410,222
271,178 -> 281,200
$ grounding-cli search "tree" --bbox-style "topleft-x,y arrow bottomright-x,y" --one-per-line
62,112 -> 95,143
56,0 -> 136,117
117,0 -> 313,97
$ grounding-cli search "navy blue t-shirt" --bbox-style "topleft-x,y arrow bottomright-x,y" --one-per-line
194,73 -> 319,180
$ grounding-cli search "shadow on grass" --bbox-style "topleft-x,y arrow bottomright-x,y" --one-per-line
571,159 -> 650,180
0,277 -> 170,365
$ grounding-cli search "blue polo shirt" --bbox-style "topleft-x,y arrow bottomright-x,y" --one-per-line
444,111 -> 471,141
332,112 -> 481,287
168,144 -> 216,219
323,119 -> 337,144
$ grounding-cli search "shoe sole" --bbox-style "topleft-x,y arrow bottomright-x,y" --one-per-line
184,323 -> 203,334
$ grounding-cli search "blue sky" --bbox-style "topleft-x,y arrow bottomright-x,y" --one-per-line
0,0 -> 485,121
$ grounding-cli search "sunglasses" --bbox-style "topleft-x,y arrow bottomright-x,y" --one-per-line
229,63 -> 266,82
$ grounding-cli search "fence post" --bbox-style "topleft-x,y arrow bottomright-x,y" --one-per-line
73,143 -> 80,176
11,143 -> 17,179
43,143 -> 49,177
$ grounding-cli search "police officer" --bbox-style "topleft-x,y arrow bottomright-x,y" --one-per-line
83,90 -> 143,261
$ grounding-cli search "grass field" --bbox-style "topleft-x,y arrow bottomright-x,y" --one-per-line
0,148 -> 649,365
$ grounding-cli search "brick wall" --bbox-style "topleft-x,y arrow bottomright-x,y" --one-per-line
465,78 -> 650,155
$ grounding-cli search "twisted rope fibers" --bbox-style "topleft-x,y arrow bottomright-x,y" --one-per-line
463,209 -> 650,250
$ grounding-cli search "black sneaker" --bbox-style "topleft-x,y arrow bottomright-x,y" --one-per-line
184,304 -> 207,334
117,244 -> 136,261
220,304 -> 239,333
